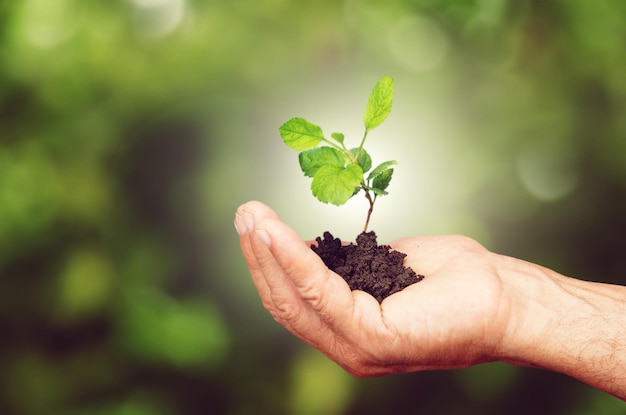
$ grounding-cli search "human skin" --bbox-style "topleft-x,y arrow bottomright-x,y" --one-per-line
234,200 -> 626,401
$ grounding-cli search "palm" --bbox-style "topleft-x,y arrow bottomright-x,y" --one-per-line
364,236 -> 507,372
284,235 -> 509,377
237,201 -> 508,377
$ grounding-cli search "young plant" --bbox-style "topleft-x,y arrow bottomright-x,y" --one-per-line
278,76 -> 396,232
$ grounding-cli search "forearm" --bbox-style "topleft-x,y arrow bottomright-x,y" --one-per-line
497,255 -> 626,400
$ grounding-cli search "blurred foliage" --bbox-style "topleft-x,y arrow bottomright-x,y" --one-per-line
1,0 -> 625,414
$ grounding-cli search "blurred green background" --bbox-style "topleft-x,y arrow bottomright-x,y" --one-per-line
1,0 -> 625,413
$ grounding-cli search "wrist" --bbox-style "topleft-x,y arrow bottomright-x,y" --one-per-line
494,255 -> 567,368
495,254 -> 626,398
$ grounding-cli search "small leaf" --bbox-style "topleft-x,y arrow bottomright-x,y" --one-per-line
349,148 -> 372,173
279,117 -> 325,151
311,164 -> 363,206
331,132 -> 345,144
363,76 -> 394,131
372,168 -> 393,194
367,160 -> 397,181
371,187 -> 388,196
299,147 -> 345,178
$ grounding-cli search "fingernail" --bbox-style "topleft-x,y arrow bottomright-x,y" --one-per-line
234,213 -> 246,235
256,229 -> 271,247
234,211 -> 254,235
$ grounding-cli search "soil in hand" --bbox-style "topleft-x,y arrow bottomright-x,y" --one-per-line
311,231 -> 424,303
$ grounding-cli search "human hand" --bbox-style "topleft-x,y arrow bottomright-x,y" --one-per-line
235,201 -> 626,400
234,201 -> 516,376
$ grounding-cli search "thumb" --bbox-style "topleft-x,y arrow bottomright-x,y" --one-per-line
254,216 -> 355,322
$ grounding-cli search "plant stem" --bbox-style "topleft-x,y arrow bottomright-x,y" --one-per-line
322,138 -> 357,164
362,186 -> 375,233
355,128 -> 369,160
321,138 -> 345,152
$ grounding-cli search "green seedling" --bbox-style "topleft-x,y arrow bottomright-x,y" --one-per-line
279,76 -> 397,232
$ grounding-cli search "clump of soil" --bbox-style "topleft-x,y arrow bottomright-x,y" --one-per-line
311,231 -> 424,303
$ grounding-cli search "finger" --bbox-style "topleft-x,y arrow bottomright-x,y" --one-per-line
235,201 -> 281,304
247,223 -> 341,353
237,202 -> 380,355
236,201 -> 337,346
254,216 -> 358,333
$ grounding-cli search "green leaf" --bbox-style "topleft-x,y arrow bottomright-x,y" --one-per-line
311,164 -> 363,206
349,148 -> 372,173
298,147 -> 345,178
279,117 -> 325,150
363,76 -> 394,130
367,160 -> 397,181
372,168 -> 393,194
370,187 -> 388,196
331,132 -> 345,144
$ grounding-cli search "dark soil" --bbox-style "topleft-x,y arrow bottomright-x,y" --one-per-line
311,231 -> 424,303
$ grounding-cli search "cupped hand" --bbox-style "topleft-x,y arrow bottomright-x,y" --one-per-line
235,201 -> 514,377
